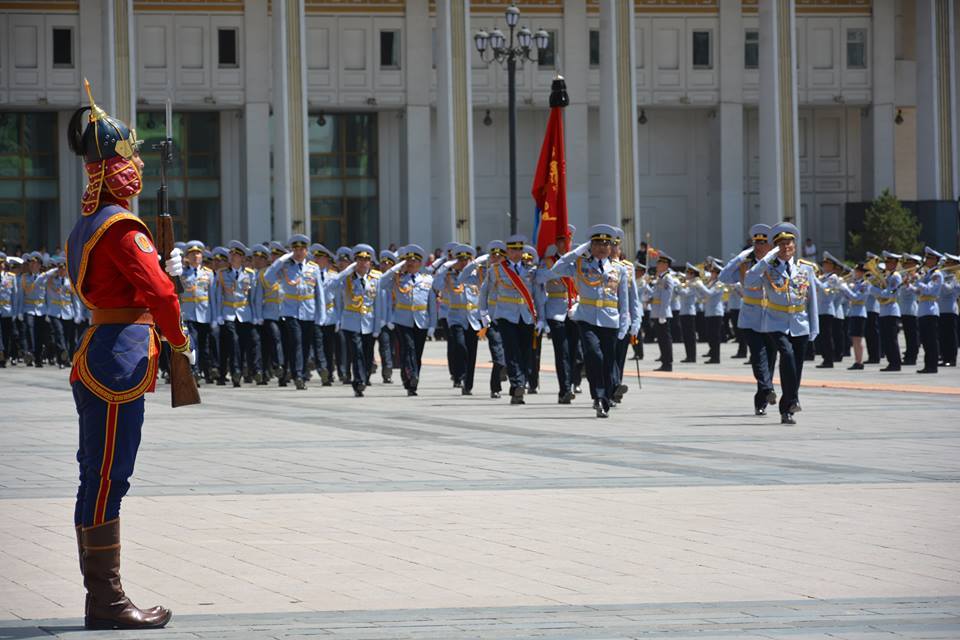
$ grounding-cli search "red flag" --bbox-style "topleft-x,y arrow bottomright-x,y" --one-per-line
532,101 -> 568,259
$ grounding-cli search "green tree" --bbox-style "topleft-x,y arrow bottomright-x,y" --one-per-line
849,189 -> 922,258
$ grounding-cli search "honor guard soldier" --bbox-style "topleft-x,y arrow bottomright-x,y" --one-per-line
215,241 -> 259,386
327,244 -> 383,396
691,260 -> 725,364
745,222 -> 818,425
376,249 -> 398,383
309,243 -> 338,385
839,263 -> 870,369
250,244 -> 281,385
462,241 -> 509,398
535,244 -> 579,403
380,244 -> 437,395
180,241 -> 218,382
0,252 -> 16,366
65,80 -> 195,629
898,253 -> 922,366
15,252 -> 55,366
435,244 -> 483,395
645,253 -> 676,371
869,251 -> 903,371
908,247 -> 944,373
720,224 -> 778,414
45,257 -> 79,367
263,235 -> 327,389
546,225 -> 629,417
479,234 -> 539,405
937,252 -> 959,367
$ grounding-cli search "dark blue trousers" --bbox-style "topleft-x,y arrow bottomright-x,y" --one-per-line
578,322 -> 617,401
497,319 -> 533,391
919,315 -> 939,371
486,323 -> 506,393
547,319 -> 575,395
73,383 -> 143,527
745,328 -> 777,409
449,323 -> 479,391
769,332 -> 808,415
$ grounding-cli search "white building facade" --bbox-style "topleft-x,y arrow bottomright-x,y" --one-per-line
0,0 -> 955,261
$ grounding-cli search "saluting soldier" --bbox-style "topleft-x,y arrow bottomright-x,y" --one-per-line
180,240 -> 218,383
44,257 -> 78,368
645,253 -> 676,371
478,234 -> 539,405
326,244 -> 383,397
15,252 -> 56,367
308,243 -> 338,386
535,244 -> 578,403
462,240 -> 510,398
907,247 -> 944,373
745,222 -> 818,425
691,259 -> 725,364
380,244 -> 437,396
262,235 -> 327,390
376,249 -> 398,383
869,251 -> 903,372
215,241 -> 259,386
546,225 -> 629,418
334,246 -> 353,384
435,244 -> 483,395
250,244 -> 280,385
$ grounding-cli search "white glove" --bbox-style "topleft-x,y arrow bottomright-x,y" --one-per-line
763,246 -> 781,263
535,320 -> 546,334
165,248 -> 184,277
17,314 -> 23,321
658,317 -> 666,325
809,334 -> 818,344
427,327 -> 435,339
185,349 -> 197,366
736,247 -> 754,261
443,259 -> 457,269
387,322 -> 395,330
481,314 -> 490,328
217,316 -> 224,326
576,242 -> 592,256
279,251 -> 294,262
542,321 -> 551,335
617,327 -> 628,341
630,327 -> 640,338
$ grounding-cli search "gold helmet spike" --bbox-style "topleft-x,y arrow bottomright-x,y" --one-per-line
84,78 -> 107,122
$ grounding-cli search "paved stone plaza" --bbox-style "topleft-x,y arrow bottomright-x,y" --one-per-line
1,341 -> 959,639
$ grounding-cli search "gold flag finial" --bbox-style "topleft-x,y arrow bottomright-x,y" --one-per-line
83,78 -> 107,122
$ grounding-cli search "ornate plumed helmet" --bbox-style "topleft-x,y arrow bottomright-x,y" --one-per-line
68,79 -> 145,215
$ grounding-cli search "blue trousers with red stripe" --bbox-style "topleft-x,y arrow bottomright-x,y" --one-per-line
73,382 -> 144,527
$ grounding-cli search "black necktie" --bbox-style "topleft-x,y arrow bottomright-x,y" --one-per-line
513,263 -> 520,275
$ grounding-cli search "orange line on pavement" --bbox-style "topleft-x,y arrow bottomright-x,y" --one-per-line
420,357 -> 960,396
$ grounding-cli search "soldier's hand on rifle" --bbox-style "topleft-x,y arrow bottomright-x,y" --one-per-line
165,248 -> 184,277
185,348 -> 197,366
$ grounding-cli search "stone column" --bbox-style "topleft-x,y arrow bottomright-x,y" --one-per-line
243,0 -> 272,243
758,0 -> 799,226
103,0 -> 135,126
272,0 -> 310,238
563,0 -> 589,242
916,0 -> 957,200
404,0 -> 433,245
435,0 -> 475,247
870,0 -> 896,197
599,0 -> 639,256
719,0 -> 745,256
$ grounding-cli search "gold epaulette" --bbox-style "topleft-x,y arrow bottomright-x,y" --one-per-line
798,259 -> 817,268
308,260 -> 319,267
244,267 -> 254,273
370,269 -> 382,277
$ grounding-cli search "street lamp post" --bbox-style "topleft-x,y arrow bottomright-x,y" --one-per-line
474,5 -> 550,236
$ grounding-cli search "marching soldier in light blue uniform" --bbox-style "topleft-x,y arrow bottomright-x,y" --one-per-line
263,234 -> 328,390
691,259 -> 725,364
251,243 -> 281,385
434,244 -> 483,395
907,247 -> 944,373
813,251 -> 843,368
545,224 -> 629,418
180,240 -> 219,382
645,253 -> 677,371
44,256 -> 79,368
376,249 -> 397,384
869,250 -> 903,371
478,234 -> 539,405
535,244 -> 578,403
838,263 -> 869,369
898,253 -> 922,366
215,241 -> 259,386
863,251 -> 882,363
720,224 -> 778,414
677,264 -> 700,363
334,246 -> 354,383
610,229 -> 641,403
0,251 -> 18,366
379,244 -> 437,396
461,240 -> 509,398
745,222 -> 818,425
326,244 -> 383,397
523,244 -> 544,395
15,252 -> 56,367
937,252 -> 959,367
310,242 -> 338,386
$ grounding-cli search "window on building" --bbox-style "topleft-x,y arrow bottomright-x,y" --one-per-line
589,29 -> 600,67
538,30 -> 558,68
744,29 -> 759,69
0,112 -> 59,253
52,28 -> 73,68
847,28 -> 867,68
308,113 -> 378,247
692,30 -> 712,69
380,30 -> 401,69
217,28 -> 239,68
136,111 -> 221,244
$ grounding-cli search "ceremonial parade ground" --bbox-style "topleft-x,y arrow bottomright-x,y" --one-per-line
2,342 -> 959,639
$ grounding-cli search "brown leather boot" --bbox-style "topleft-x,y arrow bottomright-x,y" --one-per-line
81,519 -> 172,630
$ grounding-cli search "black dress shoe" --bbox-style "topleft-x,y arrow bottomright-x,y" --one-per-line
232,377 -> 241,388
865,359 -> 881,364
916,368 -> 938,374
755,406 -> 767,416
490,391 -> 501,399
510,387 -> 525,405
680,358 -> 696,363
453,380 -> 462,388
847,362 -> 864,370
611,384 -> 628,403
527,387 -> 538,395
462,388 -> 473,396
407,388 -> 418,396
789,402 -> 801,414
295,378 -> 307,390
766,391 -> 777,406
216,378 -> 226,386
903,360 -> 917,366
880,365 -> 901,372
816,362 -> 833,368
704,358 -> 720,364
596,399 -> 609,418
558,392 -> 573,404
781,413 -> 796,425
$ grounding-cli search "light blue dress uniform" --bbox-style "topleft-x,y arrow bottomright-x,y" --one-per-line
620,258 -> 642,334
727,283 -> 742,311
16,261 -> 55,318
0,266 -> 17,318
692,277 -> 725,317
217,264 -> 256,323
909,266 -> 943,317
479,259 -> 538,325
840,280 -> 869,318
328,262 -> 383,335
534,248 -> 572,324
676,270 -> 699,317
868,271 -> 903,318
251,245 -> 281,324
45,271 -> 77,321
719,252 -> 765,332
813,273 -> 838,317
181,264 -> 218,323
936,257 -> 959,315
379,256 -> 437,330
898,275 -> 919,317
547,251 -> 628,332
745,254 -> 819,338
645,271 -> 676,320
435,257 -> 483,331
309,244 -> 340,327
263,257 -> 327,323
